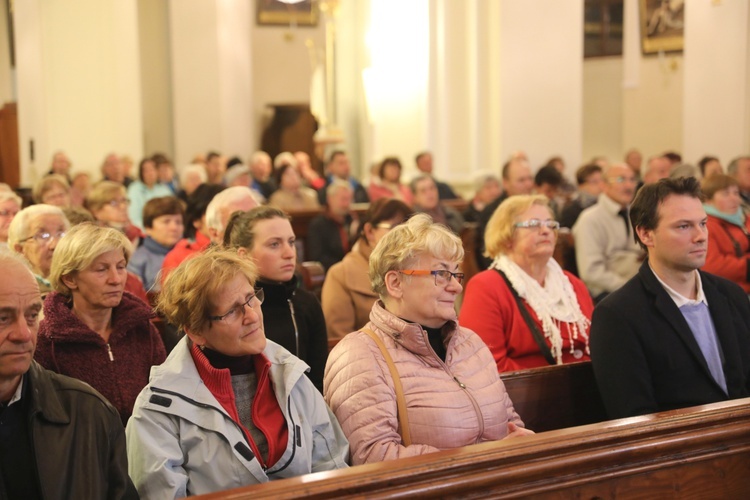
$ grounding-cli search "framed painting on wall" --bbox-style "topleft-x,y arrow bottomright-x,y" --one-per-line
639,0 -> 684,54
257,0 -> 319,27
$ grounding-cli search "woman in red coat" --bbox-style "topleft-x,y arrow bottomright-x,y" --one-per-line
460,195 -> 593,373
701,174 -> 750,293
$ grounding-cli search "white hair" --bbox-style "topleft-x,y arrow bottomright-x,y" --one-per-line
205,186 -> 259,231
8,204 -> 70,250
250,151 -> 271,166
0,190 -> 22,206
179,164 -> 208,187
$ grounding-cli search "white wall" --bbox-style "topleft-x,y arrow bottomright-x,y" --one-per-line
14,0 -> 143,183
499,0 -> 584,174
583,58 -> 623,164
683,0 -> 750,165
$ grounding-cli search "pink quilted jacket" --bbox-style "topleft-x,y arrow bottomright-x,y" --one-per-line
324,301 -> 524,465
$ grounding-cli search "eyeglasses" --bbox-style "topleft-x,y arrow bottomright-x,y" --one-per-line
0,209 -> 19,217
20,231 -> 66,245
513,219 -> 560,231
208,288 -> 264,324
607,176 -> 637,184
107,198 -> 130,208
399,269 -> 464,285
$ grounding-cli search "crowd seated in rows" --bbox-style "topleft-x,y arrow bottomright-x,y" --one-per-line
223,207 -> 328,392
461,195 -> 592,372
322,198 -> 413,341
268,162 -> 320,211
126,249 -> 348,497
35,223 -> 166,424
324,214 -> 532,466
318,151 -> 369,205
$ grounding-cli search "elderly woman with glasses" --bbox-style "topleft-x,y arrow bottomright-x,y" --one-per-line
324,214 -> 531,466
86,180 -> 143,244
322,198 -> 414,341
126,249 -> 348,498
8,204 -> 70,297
460,195 -> 594,373
35,223 -> 166,424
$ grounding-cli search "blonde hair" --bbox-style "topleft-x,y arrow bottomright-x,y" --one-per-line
85,181 -> 126,214
48,223 -> 132,297
8,204 -> 69,251
369,213 -> 463,299
32,174 -> 70,204
484,194 -> 552,258
157,248 -> 258,334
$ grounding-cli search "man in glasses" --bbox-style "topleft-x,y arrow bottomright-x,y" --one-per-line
572,163 -> 644,302
590,177 -> 750,419
0,252 -> 137,498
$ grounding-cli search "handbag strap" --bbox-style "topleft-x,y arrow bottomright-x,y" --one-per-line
361,327 -> 412,447
494,269 -> 556,365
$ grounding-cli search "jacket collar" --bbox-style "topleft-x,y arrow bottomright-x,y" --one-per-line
27,361 -> 69,424
368,301 -> 458,364
142,236 -> 173,255
256,275 -> 298,302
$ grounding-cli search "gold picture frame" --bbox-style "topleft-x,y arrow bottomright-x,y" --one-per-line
639,0 -> 684,54
257,0 -> 319,27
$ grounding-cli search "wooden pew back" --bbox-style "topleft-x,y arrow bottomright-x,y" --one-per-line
500,361 -> 607,432
195,398 -> 750,499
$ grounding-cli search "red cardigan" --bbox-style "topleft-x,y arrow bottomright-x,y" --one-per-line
703,215 -> 750,293
459,268 -> 594,373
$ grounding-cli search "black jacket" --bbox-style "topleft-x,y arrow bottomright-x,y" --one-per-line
307,213 -> 353,271
257,277 -> 329,393
590,261 -> 750,419
0,362 -> 137,500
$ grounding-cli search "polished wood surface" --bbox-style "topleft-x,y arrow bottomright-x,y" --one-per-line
195,398 -> 750,499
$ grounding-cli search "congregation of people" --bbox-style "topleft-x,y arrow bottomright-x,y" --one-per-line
1,146 -> 750,498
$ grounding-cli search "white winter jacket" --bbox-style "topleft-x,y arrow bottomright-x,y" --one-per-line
126,337 -> 349,498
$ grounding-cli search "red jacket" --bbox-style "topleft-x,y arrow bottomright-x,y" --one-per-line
35,291 -> 167,424
459,269 -> 594,373
703,215 -> 750,293
160,231 -> 211,283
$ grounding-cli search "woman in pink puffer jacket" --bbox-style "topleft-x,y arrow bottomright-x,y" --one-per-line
324,214 -> 532,465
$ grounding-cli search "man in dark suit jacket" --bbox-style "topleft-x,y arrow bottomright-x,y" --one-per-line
590,177 -> 750,419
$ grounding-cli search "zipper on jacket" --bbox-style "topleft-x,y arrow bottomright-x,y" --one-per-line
106,343 -> 114,361
420,327 -> 485,438
149,386 -> 268,472
287,299 -> 300,356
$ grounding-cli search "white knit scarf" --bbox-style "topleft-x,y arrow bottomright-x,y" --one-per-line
491,254 -> 590,364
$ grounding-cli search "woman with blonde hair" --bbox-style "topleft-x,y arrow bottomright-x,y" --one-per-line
126,249 -> 348,497
35,223 -> 166,424
32,173 -> 71,207
325,214 -> 530,466
86,180 -> 143,244
460,195 -> 593,372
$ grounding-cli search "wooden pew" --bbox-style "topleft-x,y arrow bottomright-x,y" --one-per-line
195,398 -> 750,499
500,361 -> 607,432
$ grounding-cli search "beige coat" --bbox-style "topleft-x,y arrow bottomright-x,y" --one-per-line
324,301 -> 524,465
268,187 -> 321,211
321,241 -> 378,340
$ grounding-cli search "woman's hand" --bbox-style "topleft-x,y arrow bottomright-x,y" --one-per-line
504,421 -> 535,439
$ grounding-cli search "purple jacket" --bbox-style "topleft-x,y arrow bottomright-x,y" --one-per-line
36,291 -> 166,424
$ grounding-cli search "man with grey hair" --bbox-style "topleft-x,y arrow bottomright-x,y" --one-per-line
205,186 -> 260,244
463,171 -> 502,223
727,155 -> 750,212
309,180 -> 355,271
573,163 -> 644,301
177,164 -> 208,202
0,252 -> 137,498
